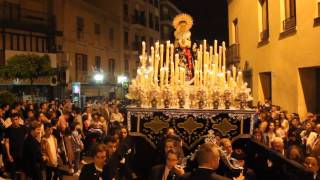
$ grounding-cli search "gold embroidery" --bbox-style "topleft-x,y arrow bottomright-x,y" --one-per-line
212,118 -> 237,136
177,117 -> 204,134
143,116 -> 169,134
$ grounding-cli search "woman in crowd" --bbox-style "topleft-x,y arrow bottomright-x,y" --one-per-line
264,122 -> 277,148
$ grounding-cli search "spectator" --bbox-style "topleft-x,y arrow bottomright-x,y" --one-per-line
42,123 -> 61,180
79,144 -> 107,180
149,149 -> 185,180
4,113 -> 27,178
23,121 -> 45,180
304,156 -> 320,180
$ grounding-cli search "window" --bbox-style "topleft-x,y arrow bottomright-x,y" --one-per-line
259,72 -> 272,102
282,0 -> 296,31
232,19 -> 239,44
259,0 -> 269,42
108,58 -> 116,81
76,16 -> 84,40
133,35 -> 139,51
155,16 -> 160,31
124,59 -> 129,74
149,13 -> 154,29
94,23 -> 100,35
140,11 -> 146,26
123,4 -> 129,21
124,31 -> 129,49
95,56 -> 101,70
109,28 -> 114,47
75,53 -> 88,81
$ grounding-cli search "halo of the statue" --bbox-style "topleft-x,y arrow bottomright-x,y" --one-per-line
172,13 -> 193,31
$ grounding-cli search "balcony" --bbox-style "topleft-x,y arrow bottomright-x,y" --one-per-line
280,16 -> 297,39
283,16 -> 296,31
0,4 -> 55,33
227,43 -> 240,65
258,29 -> 269,47
314,2 -> 320,27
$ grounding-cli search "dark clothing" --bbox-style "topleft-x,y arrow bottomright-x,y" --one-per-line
46,166 -> 62,180
4,125 -> 27,158
23,134 -> 43,180
149,164 -> 181,180
181,168 -> 230,180
79,163 -> 103,180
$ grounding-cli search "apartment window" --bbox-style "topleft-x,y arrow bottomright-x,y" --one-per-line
259,0 -> 269,43
124,31 -> 129,49
123,4 -> 129,21
155,16 -> 160,31
76,16 -> 84,40
109,28 -> 114,47
124,59 -> 129,74
140,11 -> 146,26
75,53 -> 88,81
259,72 -> 272,102
149,13 -> 154,29
108,58 -> 116,80
283,0 -> 296,31
94,23 -> 100,35
95,56 -> 101,70
232,19 -> 239,44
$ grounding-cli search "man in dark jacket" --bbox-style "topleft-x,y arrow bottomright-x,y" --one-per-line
23,121 -> 45,180
80,144 -> 107,180
181,143 -> 232,180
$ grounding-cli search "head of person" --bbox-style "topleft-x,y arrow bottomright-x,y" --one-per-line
304,121 -> 314,131
165,138 -> 176,154
315,124 -> 320,134
267,122 -> 275,132
120,127 -> 128,139
252,128 -> 263,142
220,138 -> 233,156
167,128 -> 175,136
291,117 -> 300,127
93,144 -> 108,168
104,136 -> 117,156
286,145 -> 304,163
165,149 -> 180,169
30,121 -> 42,139
231,149 -> 246,168
274,119 -> 281,128
271,137 -> 284,154
195,143 -> 220,170
27,110 -> 34,118
304,156 -> 320,174
11,113 -> 20,127
44,123 -> 53,137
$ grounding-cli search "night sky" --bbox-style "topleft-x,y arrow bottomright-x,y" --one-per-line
171,0 -> 228,45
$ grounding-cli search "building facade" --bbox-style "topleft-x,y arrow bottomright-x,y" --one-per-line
160,0 -> 181,41
228,0 -> 320,115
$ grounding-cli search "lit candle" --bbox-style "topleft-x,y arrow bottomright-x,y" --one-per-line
214,40 -> 218,55
175,54 -> 179,86
232,66 -> 236,80
165,41 -> 170,85
209,46 -> 213,69
227,70 -> 231,87
160,44 -> 164,70
142,41 -> 146,57
170,44 -> 174,85
218,46 -> 222,72
154,55 -> 159,85
222,41 -> 226,70
160,67 -> 164,89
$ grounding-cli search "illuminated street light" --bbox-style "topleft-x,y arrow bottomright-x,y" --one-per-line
117,75 -> 128,84
94,72 -> 104,82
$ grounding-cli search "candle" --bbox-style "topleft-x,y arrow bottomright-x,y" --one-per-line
237,71 -> 243,87
227,70 -> 231,87
209,46 -> 213,69
170,44 -> 174,85
154,55 -> 159,85
160,68 -> 164,89
222,41 -> 226,70
214,54 -> 219,74
232,66 -> 236,80
203,39 -> 207,61
175,54 -> 179,86
218,46 -> 222,72
142,41 -> 146,57
214,40 -> 218,55
160,44 -> 164,70
165,41 -> 170,85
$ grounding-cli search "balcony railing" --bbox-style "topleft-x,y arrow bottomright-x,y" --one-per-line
260,29 -> 269,42
283,16 -> 296,31
227,43 -> 240,64
0,4 -> 55,32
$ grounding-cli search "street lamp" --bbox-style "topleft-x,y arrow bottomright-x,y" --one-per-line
117,75 -> 128,84
93,71 -> 104,98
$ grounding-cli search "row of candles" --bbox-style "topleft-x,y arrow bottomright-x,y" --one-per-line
136,40 -> 244,90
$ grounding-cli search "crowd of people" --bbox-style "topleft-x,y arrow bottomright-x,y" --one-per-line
0,98 -> 319,180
